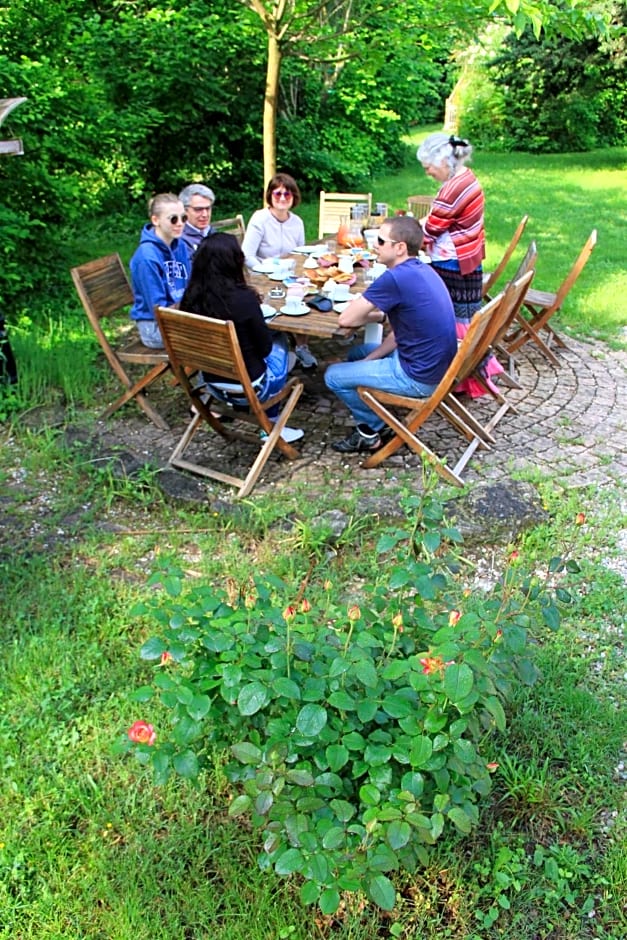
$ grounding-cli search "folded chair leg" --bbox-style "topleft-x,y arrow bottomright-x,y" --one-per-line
100,361 -> 171,429
359,391 -> 464,487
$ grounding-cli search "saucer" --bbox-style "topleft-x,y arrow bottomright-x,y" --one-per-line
280,304 -> 309,316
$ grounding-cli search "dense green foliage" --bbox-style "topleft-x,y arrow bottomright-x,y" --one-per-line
0,0 -> 614,305
459,2 -> 626,152
125,491 -> 578,915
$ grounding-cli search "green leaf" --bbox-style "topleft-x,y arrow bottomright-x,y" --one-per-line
326,744 -> 349,772
381,694 -> 414,718
272,676 -> 302,700
151,749 -> 170,785
542,604 -> 560,631
140,637 -> 166,660
359,783 -> 381,806
319,888 -> 341,915
447,806 -> 473,833
255,791 -> 273,815
237,681 -> 271,716
322,826 -> 345,850
354,660 -> 379,688
484,696 -> 506,732
366,873 -> 396,911
386,820 -> 411,850
452,739 -> 476,764
443,663 -> 474,703
274,848 -> 304,876
328,691 -> 357,711
330,799 -> 355,822
130,685 -> 155,702
305,853 -> 329,884
172,750 -> 199,779
187,694 -> 211,721
422,530 -> 441,553
296,703 -> 328,737
300,881 -> 320,905
286,769 -> 314,786
228,794 -> 252,817
231,742 -> 262,765
381,660 -> 410,680
409,736 -> 433,768
356,699 -> 378,721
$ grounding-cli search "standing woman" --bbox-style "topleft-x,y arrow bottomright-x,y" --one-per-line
417,133 -> 503,396
130,193 -> 190,348
242,173 -> 316,370
180,233 -> 303,443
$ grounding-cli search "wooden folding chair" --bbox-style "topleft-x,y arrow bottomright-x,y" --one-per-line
356,296 -> 507,487
318,192 -> 372,239
492,240 -> 537,381
71,253 -> 171,429
482,215 -> 529,299
504,229 -> 597,367
211,214 -> 246,243
439,270 -> 535,471
155,307 -> 304,497
407,194 -> 434,219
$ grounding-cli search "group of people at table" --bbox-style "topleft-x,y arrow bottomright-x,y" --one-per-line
129,131 -> 501,453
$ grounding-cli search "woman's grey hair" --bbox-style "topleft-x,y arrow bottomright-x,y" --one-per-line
417,133 -> 473,173
178,183 -> 216,206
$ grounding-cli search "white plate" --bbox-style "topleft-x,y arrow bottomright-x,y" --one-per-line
293,245 -> 324,254
261,304 -> 277,319
252,260 -> 277,274
280,304 -> 309,316
334,301 -> 352,313
269,272 -> 292,281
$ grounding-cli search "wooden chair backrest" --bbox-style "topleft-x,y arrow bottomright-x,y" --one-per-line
549,229 -> 597,314
449,292 -> 506,387
511,240 -> 537,283
407,194 -> 434,218
71,253 -> 133,325
211,214 -> 246,243
483,270 -> 535,355
155,306 -> 260,404
483,215 -> 529,296
318,191 -> 372,238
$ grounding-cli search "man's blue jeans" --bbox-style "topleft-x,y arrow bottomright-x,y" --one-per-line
324,343 -> 437,431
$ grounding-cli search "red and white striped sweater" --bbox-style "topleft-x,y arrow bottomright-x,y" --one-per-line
422,168 -> 485,276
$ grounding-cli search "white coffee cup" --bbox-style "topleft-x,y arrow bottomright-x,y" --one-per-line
334,284 -> 351,302
338,255 -> 354,275
286,296 -> 302,314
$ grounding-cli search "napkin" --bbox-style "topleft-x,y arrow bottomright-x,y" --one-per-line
305,294 -> 333,312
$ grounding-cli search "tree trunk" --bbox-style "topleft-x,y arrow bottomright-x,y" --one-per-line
263,30 -> 281,184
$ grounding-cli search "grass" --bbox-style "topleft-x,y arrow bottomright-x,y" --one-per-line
1,424 -> 626,938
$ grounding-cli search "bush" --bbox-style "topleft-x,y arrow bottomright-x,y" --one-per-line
123,492 -> 576,915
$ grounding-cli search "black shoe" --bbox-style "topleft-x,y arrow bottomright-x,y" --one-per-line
332,426 -> 382,454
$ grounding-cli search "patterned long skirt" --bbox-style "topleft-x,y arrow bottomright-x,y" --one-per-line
432,263 -> 504,398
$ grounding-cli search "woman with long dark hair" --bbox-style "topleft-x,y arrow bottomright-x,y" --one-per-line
181,232 -> 303,442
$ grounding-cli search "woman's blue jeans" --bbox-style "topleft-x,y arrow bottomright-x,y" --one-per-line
324,343 -> 437,431
205,332 -> 290,417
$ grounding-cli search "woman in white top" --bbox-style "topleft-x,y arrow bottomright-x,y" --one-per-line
242,174 -> 316,370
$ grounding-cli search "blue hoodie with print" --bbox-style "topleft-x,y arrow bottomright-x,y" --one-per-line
129,223 -> 190,322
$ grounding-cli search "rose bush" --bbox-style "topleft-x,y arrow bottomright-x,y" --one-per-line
123,493 -> 576,914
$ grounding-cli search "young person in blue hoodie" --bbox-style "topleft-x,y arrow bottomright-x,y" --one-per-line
130,193 -> 190,348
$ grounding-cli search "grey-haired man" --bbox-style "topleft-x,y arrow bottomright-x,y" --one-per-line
178,183 -> 216,255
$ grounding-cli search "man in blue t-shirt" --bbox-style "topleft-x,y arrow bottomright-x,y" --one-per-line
325,215 -> 457,453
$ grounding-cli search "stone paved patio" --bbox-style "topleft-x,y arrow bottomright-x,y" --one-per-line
92,333 -> 627,499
